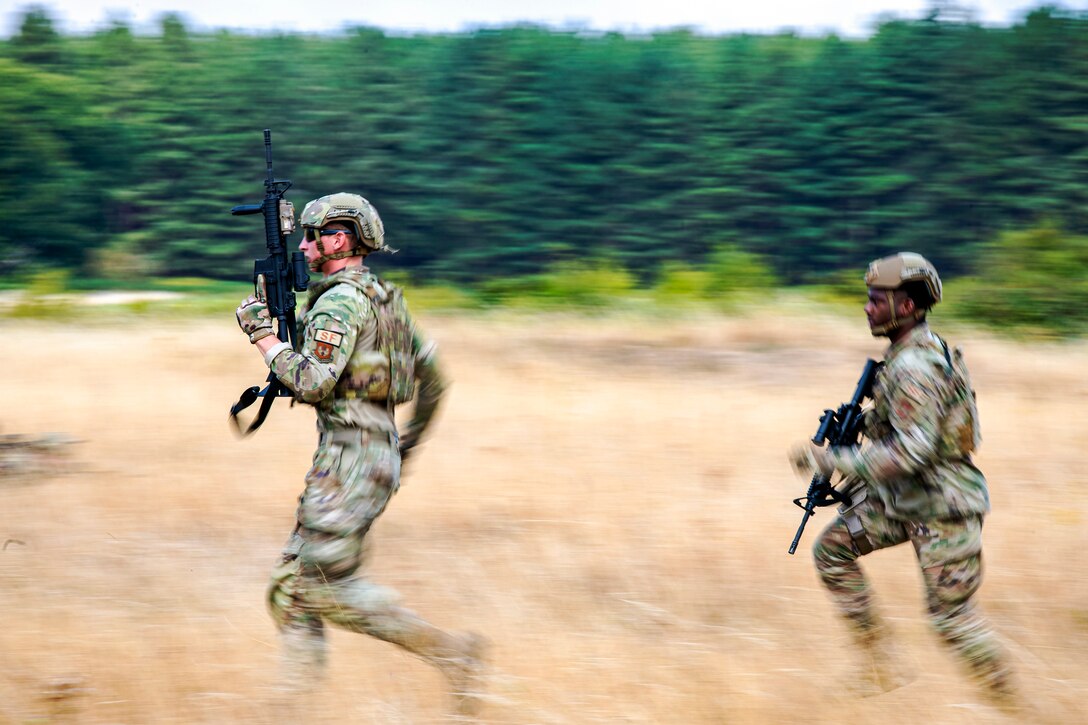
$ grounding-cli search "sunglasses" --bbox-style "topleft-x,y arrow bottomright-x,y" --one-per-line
303,227 -> 353,242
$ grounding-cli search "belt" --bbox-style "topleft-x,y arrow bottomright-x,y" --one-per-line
317,428 -> 399,447
338,390 -> 388,402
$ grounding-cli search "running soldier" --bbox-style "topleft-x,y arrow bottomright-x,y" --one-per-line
789,253 -> 1019,709
235,192 -> 486,717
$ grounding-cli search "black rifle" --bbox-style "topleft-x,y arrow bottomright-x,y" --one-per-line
228,129 -> 310,436
788,359 -> 881,554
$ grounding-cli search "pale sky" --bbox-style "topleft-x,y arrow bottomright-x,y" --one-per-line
0,0 -> 1071,38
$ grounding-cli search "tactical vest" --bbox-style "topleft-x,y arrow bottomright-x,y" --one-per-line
937,338 -> 982,458
869,333 -> 981,459
333,275 -> 416,405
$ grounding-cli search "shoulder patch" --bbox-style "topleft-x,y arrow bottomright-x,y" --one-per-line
312,328 -> 342,362
314,329 -> 343,347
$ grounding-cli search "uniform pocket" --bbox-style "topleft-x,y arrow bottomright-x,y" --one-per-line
913,516 -> 983,569
299,438 -> 396,535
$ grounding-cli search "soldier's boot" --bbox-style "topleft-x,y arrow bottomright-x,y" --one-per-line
984,680 -> 1025,715
846,625 -> 914,697
439,632 -> 490,719
934,611 -> 1037,717
374,613 -> 489,719
265,622 -> 330,724
972,658 -> 1037,718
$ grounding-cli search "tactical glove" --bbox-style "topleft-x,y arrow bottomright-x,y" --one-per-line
862,407 -> 892,441
236,295 -> 274,343
788,441 -> 835,478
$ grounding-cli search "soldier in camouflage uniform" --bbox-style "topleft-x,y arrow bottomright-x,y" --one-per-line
789,253 -> 1018,707
235,193 -> 486,717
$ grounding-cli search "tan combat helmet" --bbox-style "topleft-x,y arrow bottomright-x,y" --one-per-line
299,192 -> 386,270
865,252 -> 942,335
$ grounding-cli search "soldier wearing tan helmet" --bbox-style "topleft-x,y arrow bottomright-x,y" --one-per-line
235,193 -> 487,718
789,253 -> 1021,710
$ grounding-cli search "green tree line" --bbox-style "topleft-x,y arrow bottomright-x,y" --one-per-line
1,4 -> 1086,306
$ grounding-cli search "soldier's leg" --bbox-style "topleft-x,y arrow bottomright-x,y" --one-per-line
912,517 -> 1015,701
812,495 -> 912,693
297,433 -> 487,715
303,547 -> 488,716
812,494 -> 909,632
261,435 -> 401,708
267,533 -> 329,707
265,435 -> 384,656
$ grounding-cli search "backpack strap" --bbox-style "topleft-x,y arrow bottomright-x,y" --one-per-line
936,334 -> 954,371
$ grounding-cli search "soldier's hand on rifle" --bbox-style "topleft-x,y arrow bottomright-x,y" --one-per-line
236,294 -> 274,343
860,406 -> 890,440
788,441 -> 835,478
859,406 -> 874,436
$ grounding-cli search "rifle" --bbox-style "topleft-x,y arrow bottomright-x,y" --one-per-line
787,359 -> 881,555
228,129 -> 310,436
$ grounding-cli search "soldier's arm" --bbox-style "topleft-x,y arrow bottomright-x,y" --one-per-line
399,332 -> 447,453
860,406 -> 888,440
259,292 -> 365,403
830,355 -> 946,481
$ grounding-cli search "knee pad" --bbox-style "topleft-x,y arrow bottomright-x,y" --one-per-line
267,554 -> 305,630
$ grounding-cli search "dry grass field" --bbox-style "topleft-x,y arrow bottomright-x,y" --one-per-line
1,306 -> 1085,724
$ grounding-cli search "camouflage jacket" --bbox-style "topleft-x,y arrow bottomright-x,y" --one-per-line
830,324 -> 990,521
264,266 -> 446,444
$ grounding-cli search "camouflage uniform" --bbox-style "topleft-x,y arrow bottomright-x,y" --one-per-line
259,266 -> 480,700
812,323 -> 1013,694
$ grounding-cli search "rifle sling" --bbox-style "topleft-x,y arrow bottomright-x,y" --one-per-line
229,376 -> 283,436
843,510 -> 874,555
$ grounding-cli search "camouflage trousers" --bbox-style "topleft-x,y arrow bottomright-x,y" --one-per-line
267,428 -> 468,692
812,492 -> 1013,692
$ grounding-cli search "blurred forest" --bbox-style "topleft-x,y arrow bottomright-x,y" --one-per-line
1,4 -> 1087,333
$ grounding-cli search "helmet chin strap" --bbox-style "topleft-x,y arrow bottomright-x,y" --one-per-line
870,290 -> 899,336
870,290 -> 924,337
308,236 -> 365,272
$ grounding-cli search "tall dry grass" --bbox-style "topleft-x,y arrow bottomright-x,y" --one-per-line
0,308 -> 1085,724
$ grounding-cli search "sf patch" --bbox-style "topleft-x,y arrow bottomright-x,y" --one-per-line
312,329 -> 343,362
